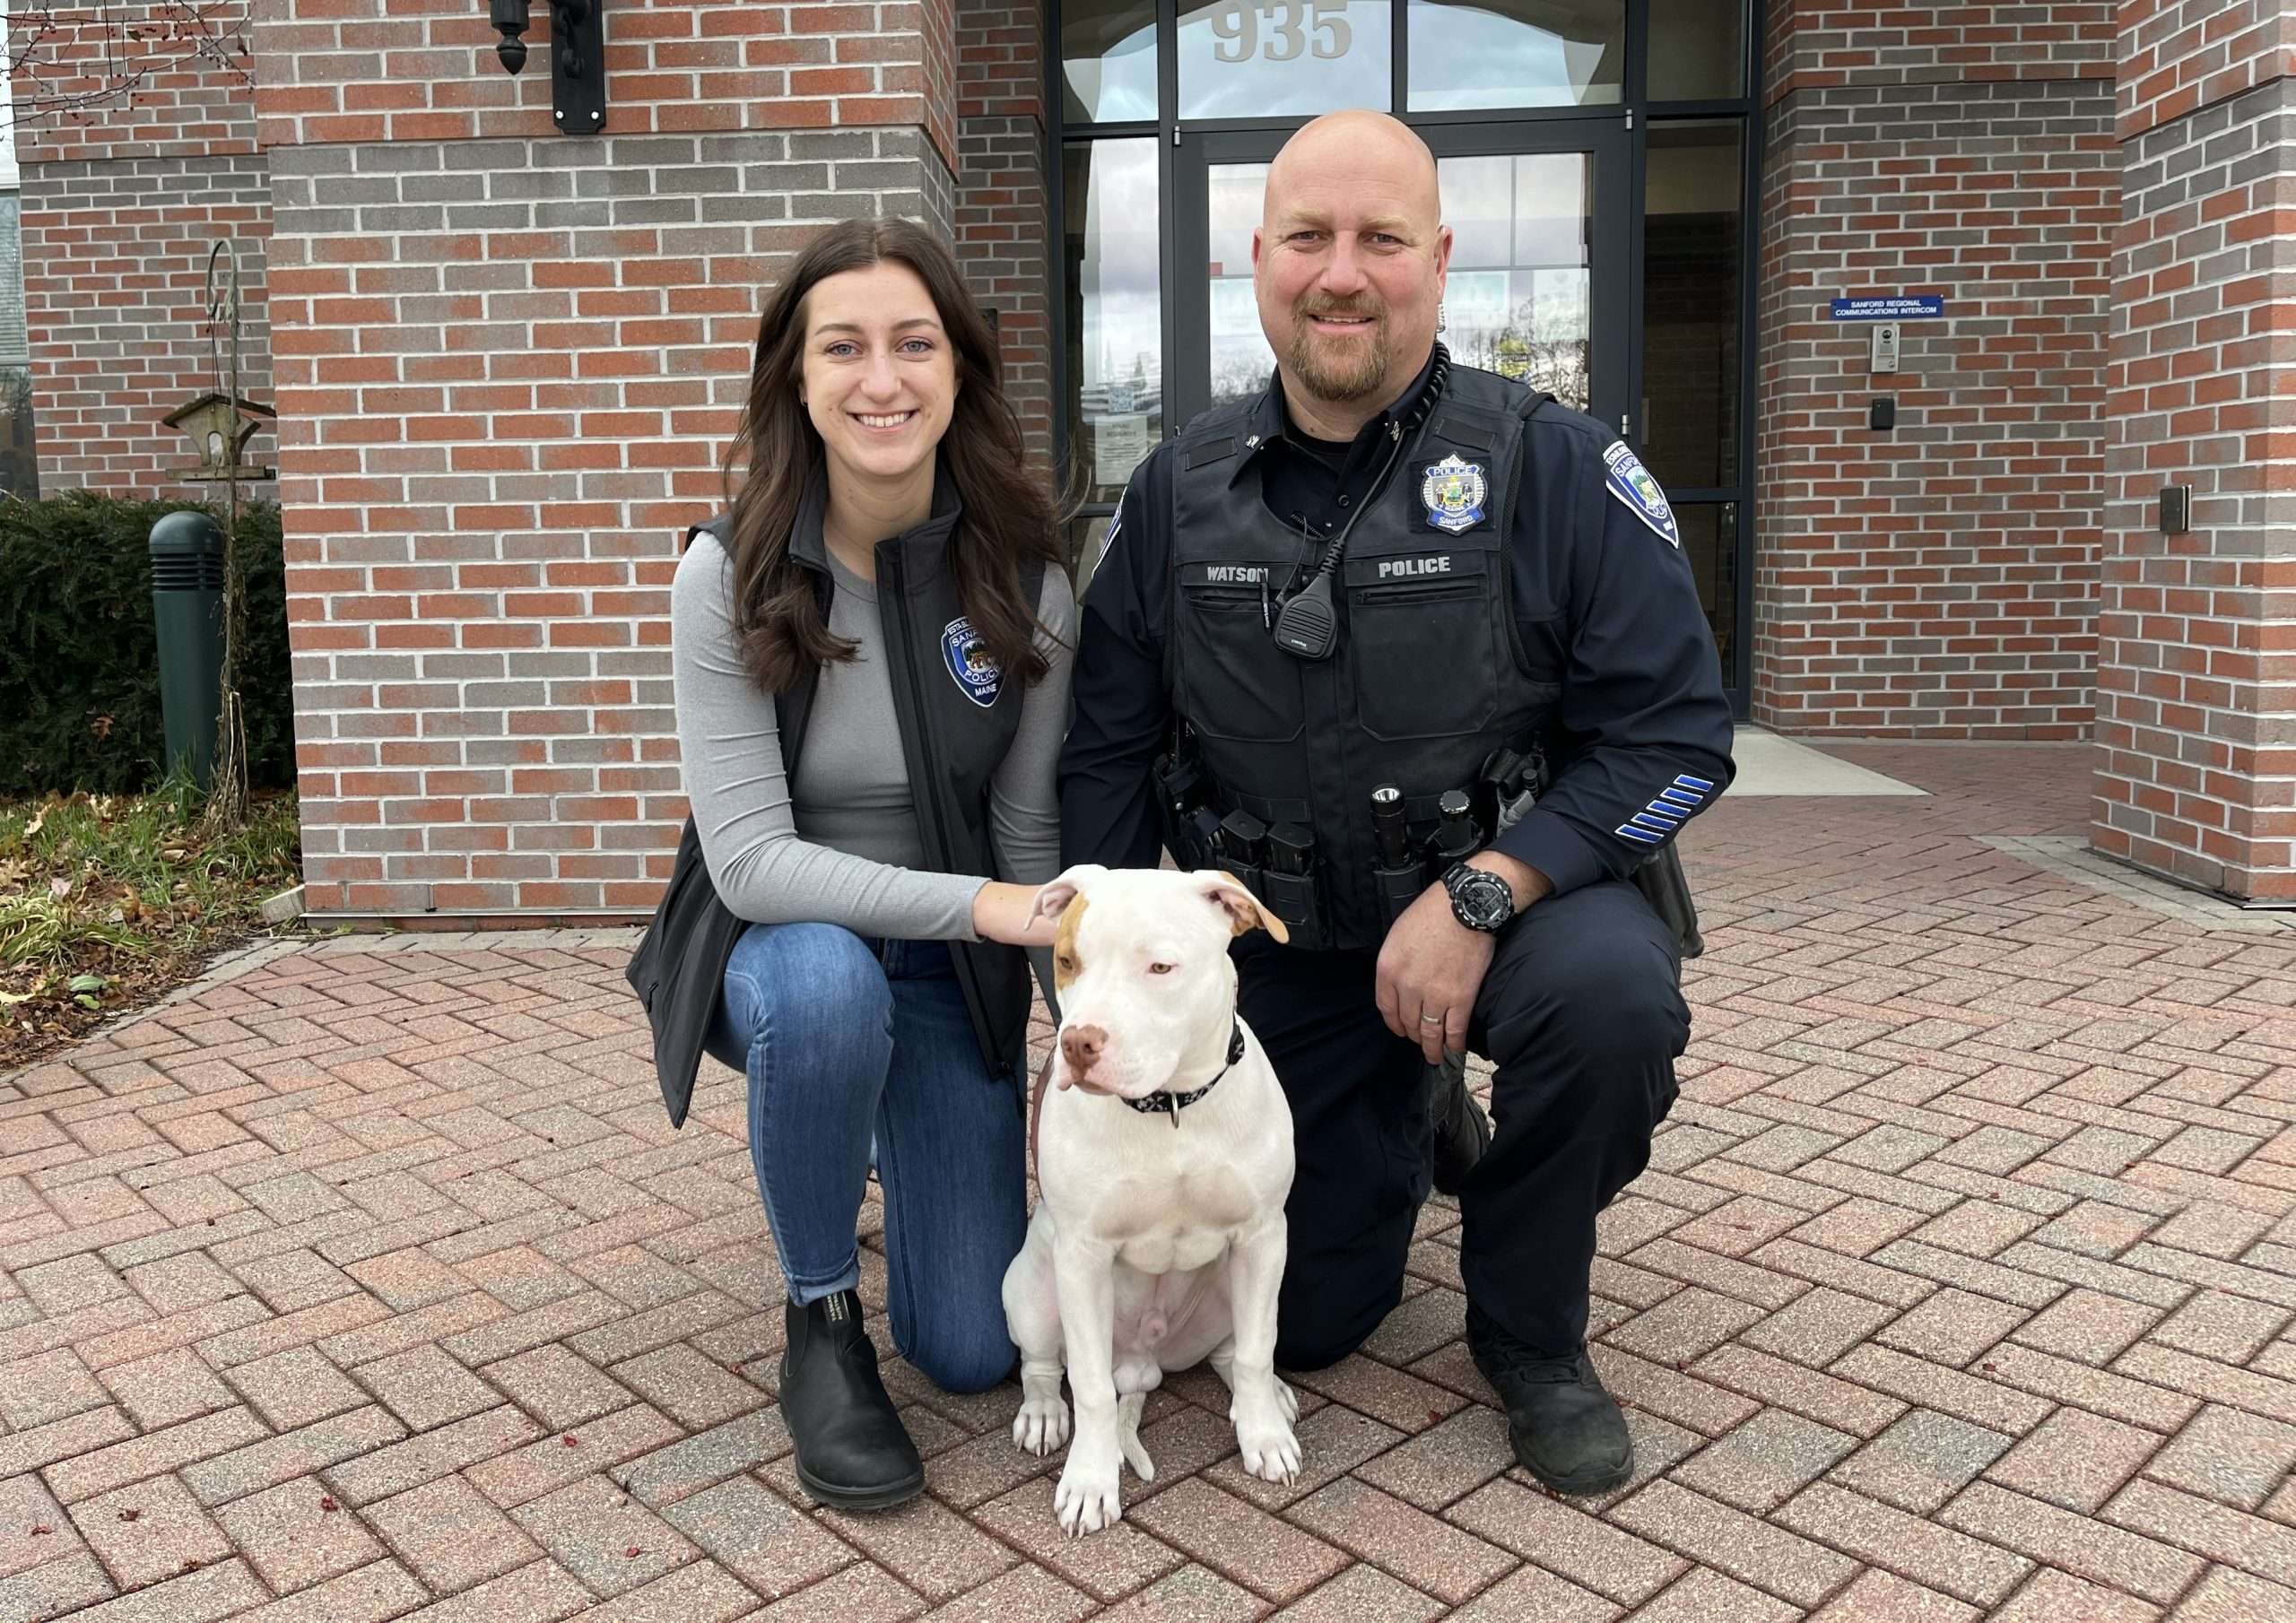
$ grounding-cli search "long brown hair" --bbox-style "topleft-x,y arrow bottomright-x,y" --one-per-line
719,217 -> 1067,695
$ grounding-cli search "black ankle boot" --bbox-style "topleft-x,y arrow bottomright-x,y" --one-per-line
1430,1055 -> 1492,1198
1466,1303 -> 1632,1495
781,1289 -> 922,1510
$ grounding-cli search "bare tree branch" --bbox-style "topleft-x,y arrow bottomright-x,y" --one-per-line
4,2 -> 254,131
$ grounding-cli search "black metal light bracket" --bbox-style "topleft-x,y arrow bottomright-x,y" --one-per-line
489,0 -> 608,135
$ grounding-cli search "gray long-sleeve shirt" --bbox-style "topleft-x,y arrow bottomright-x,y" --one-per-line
671,529 -> 1075,940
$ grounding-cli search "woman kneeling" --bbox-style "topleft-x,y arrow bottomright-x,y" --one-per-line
669,218 -> 1071,1510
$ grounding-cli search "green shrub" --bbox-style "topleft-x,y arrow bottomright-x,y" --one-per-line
0,492 -> 293,796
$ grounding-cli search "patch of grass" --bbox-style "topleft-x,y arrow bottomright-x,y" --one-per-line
0,773 -> 300,1066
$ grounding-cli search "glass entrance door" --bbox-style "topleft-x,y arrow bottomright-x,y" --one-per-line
1170,120 -> 1630,433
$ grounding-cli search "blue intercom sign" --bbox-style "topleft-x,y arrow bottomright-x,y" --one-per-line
1831,296 -> 1945,320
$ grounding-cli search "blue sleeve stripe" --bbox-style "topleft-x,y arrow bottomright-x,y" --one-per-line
1614,823 -> 1665,845
1654,789 -> 1701,810
1634,807 -> 1683,826
1673,774 -> 1716,793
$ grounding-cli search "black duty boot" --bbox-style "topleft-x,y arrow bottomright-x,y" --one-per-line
1466,1303 -> 1632,1495
1429,1054 -> 1492,1198
781,1289 -> 923,1510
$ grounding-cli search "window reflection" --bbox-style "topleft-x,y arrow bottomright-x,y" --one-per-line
1065,141 -> 1164,504
1438,153 -> 1591,412
0,195 -> 33,499
1407,0 -> 1622,112
1178,0 -> 1393,119
1641,122 -> 1740,490
1649,0 -> 1743,100
1063,0 -> 1158,123
1071,513 -> 1118,596
1206,162 -> 1274,408
1674,503 -> 1736,678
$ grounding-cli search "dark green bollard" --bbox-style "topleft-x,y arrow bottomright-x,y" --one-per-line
148,510 -> 225,790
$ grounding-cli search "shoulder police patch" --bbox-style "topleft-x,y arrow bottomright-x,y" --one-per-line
1603,441 -> 1678,547
941,616 -> 1001,708
1421,454 -> 1488,535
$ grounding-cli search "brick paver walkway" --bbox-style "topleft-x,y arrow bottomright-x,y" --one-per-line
6,741 -> 2296,1621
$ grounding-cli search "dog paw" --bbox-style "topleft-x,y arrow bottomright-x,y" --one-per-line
1054,1454 -> 1124,1537
1013,1393 -> 1070,1457
1231,1414 -> 1304,1487
1276,1377 -> 1299,1425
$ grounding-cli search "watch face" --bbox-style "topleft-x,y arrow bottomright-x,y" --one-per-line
1452,868 -> 1511,930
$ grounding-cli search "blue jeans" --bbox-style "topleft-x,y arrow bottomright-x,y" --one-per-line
705,923 -> 1026,1393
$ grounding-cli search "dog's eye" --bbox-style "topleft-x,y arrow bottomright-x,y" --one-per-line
1056,954 -> 1076,975
1147,962 -> 1175,975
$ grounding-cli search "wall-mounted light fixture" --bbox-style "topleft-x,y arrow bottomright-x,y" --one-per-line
489,0 -> 607,135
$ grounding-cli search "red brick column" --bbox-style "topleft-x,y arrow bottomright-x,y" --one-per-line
2092,4 -> 2296,903
1752,1 -> 2118,736
953,0 -> 1051,467
12,3 -> 273,494
258,0 -> 965,922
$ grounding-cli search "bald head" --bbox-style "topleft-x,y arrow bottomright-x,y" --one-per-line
1253,111 -> 1451,438
1265,113 -> 1439,235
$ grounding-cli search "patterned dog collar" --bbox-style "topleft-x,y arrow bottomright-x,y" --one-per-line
1122,1015 -> 1248,1129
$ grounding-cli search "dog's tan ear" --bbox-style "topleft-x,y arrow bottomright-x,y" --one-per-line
1201,872 -> 1290,944
1031,864 -> 1109,923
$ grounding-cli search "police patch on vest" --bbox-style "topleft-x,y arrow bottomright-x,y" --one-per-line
1420,454 -> 1488,535
941,617 -> 1001,708
1603,442 -> 1678,547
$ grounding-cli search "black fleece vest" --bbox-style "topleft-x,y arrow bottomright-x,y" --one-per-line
628,489 -> 1039,1127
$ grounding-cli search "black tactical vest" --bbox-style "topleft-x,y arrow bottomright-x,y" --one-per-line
1168,364 -> 1558,950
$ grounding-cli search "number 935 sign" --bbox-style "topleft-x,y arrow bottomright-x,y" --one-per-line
1208,0 -> 1352,63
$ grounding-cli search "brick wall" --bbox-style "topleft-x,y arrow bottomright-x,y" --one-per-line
1762,2 -> 2117,93
260,0 -> 965,921
953,0 -> 1051,466
1752,2 -> 2118,736
13,1 -> 274,494
2092,2 -> 2296,903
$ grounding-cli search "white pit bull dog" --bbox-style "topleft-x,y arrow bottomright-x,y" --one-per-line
1001,864 -> 1301,1536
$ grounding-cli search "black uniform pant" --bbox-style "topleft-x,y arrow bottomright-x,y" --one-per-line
1240,878 -> 1688,1369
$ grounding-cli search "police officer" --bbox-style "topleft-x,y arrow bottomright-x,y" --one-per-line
1058,110 -> 1733,1494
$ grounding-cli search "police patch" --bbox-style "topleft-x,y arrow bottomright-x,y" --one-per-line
1420,454 -> 1488,535
1603,441 -> 1678,547
941,616 -> 1001,708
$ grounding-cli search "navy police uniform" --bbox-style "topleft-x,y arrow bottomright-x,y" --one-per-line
1058,348 -> 1735,1367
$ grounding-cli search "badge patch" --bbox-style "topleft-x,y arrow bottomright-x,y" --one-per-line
1420,454 -> 1488,535
941,617 -> 1001,709
1604,441 -> 1678,547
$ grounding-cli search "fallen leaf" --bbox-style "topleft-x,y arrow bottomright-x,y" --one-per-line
1981,1361 -> 1997,1372
30,1524 -> 52,1535
562,1435 -> 579,1447
623,1546 -> 643,1558
117,1508 -> 140,1522
22,811 -> 42,837
318,1497 -> 337,1513
48,876 -> 70,899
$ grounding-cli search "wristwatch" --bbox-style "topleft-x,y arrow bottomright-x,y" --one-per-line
1442,862 -> 1516,934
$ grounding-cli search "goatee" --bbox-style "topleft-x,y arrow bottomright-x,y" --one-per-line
1286,309 -> 1392,403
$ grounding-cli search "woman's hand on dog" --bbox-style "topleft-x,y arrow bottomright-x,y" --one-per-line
974,881 -> 1061,948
